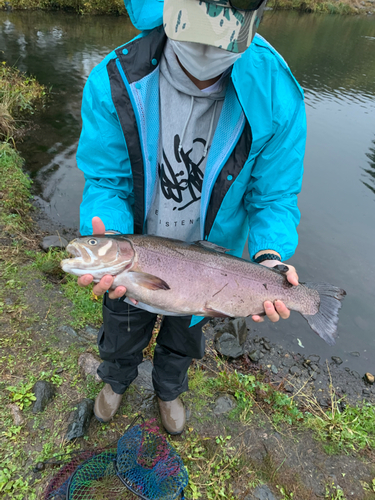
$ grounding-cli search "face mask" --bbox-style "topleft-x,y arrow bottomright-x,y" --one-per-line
169,40 -> 242,81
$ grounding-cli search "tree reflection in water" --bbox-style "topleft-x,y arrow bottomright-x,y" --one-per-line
363,138 -> 375,195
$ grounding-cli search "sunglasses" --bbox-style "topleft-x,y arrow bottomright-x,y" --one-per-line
203,0 -> 265,12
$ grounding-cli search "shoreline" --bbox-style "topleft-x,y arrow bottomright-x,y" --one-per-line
1,0 -> 374,16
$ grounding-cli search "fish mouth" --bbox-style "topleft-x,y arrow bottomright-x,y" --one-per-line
66,243 -> 82,258
60,243 -> 85,272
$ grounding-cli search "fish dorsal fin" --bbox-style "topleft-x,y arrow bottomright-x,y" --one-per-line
128,271 -> 170,291
272,264 -> 289,274
193,241 -> 231,253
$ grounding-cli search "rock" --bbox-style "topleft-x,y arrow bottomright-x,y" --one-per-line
8,404 -> 25,426
5,298 -> 14,306
363,388 -> 371,397
82,325 -> 99,341
59,325 -> 78,337
133,360 -> 154,393
214,318 -> 248,358
308,355 -> 320,363
65,399 -> 94,440
247,485 -> 277,500
351,370 -> 361,379
289,366 -> 301,376
281,357 -> 294,367
310,364 -> 320,373
364,372 -> 375,385
34,462 -> 45,472
263,342 -> 271,351
78,353 -> 101,383
350,352 -> 360,357
32,381 -> 55,413
213,396 -> 235,415
40,235 -> 69,251
331,356 -> 343,365
271,365 -> 278,374
318,397 -> 329,408
215,332 -> 243,358
249,350 -> 261,363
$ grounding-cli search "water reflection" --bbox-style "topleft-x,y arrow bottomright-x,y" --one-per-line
363,138 -> 375,195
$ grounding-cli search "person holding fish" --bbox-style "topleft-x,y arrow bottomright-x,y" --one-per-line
75,0 -> 307,434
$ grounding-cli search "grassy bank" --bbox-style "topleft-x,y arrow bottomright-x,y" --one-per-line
1,0 -> 373,15
0,64 -> 46,143
268,0 -> 358,14
0,0 -> 126,14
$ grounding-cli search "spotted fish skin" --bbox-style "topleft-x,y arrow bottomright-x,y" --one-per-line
61,234 -> 346,345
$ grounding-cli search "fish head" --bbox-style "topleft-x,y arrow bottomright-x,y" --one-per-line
60,235 -> 135,279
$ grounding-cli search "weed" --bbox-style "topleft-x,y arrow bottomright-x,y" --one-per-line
209,370 -> 303,426
276,485 -> 294,499
33,248 -> 68,281
303,395 -> 375,452
6,381 -> 36,410
61,275 -> 102,328
174,429 -> 248,499
0,143 -> 33,232
0,62 -> 46,141
325,482 -> 347,499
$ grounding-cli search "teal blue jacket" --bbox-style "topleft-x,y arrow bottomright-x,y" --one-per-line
77,8 -> 306,265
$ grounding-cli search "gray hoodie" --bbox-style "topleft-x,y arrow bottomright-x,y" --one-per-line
146,39 -> 229,242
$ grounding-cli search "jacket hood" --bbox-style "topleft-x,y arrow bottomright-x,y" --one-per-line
124,0 -> 163,31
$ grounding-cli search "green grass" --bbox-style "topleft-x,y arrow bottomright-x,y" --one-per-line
0,63 -> 46,142
0,0 -> 127,14
208,369 -> 303,426
305,402 -> 375,453
0,143 -> 33,232
174,429 -> 249,499
32,247 -> 103,328
268,0 -> 357,13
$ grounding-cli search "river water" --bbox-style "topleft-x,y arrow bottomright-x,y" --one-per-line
1,10 -> 375,372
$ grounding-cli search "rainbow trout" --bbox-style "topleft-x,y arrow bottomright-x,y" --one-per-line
61,234 -> 346,345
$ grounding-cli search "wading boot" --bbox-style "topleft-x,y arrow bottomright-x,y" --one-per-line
157,396 -> 186,435
94,383 -> 124,422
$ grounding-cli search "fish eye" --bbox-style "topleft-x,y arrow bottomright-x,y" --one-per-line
88,238 -> 98,245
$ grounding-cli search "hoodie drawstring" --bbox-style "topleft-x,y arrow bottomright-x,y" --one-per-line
178,96 -> 218,159
203,100 -> 218,158
178,95 -> 195,154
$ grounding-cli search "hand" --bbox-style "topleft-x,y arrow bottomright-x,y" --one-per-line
77,216 -> 138,304
252,260 -> 299,323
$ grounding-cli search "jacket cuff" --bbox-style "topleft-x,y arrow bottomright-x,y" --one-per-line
249,242 -> 287,262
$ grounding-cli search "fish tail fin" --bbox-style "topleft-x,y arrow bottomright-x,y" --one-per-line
302,283 -> 346,345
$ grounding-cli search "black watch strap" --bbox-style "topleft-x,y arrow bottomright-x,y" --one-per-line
253,253 -> 282,264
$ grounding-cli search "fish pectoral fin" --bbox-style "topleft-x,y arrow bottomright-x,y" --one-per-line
204,305 -> 231,318
192,241 -> 231,253
128,271 -> 170,291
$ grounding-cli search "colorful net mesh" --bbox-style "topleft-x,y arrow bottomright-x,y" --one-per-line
115,421 -> 188,499
44,448 -> 114,500
44,418 -> 188,500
